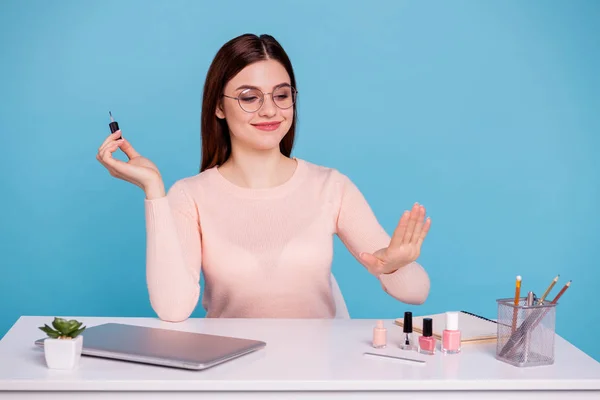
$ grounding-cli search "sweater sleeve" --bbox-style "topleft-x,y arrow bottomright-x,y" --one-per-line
144,179 -> 202,321
334,172 -> 430,305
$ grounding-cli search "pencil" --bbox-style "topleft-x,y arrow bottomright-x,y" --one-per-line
550,280 -> 571,304
511,275 -> 522,332
537,274 -> 559,305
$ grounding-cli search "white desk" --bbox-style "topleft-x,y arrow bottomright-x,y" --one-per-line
1,316 -> 599,399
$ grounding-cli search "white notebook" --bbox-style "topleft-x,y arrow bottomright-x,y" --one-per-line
394,311 -> 497,343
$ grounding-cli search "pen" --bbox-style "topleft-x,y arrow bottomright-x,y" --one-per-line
526,291 -> 534,307
524,291 -> 534,361
512,275 -> 522,332
363,352 -> 426,364
537,274 -> 559,305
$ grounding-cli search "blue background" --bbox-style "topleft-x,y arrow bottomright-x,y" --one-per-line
1,0 -> 598,362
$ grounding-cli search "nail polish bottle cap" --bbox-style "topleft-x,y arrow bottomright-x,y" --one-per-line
403,311 -> 413,333
376,320 -> 384,329
446,311 -> 459,331
423,317 -> 433,337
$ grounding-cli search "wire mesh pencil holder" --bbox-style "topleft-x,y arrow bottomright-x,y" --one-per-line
495,297 -> 557,367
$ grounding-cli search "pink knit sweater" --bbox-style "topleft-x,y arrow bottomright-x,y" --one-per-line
144,158 -> 430,321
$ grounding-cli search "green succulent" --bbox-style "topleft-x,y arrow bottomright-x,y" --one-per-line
39,317 -> 86,339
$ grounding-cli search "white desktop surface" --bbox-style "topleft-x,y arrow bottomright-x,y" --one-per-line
1,316 -> 599,399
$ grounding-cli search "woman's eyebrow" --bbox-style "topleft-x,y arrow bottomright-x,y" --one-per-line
235,82 -> 291,91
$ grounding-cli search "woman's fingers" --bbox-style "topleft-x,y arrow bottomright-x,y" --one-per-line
98,141 -> 127,174
389,203 -> 429,248
97,132 -> 140,163
401,203 -> 420,244
98,131 -> 123,153
416,217 -> 432,248
98,138 -> 124,157
118,137 -> 141,160
410,205 -> 426,244
389,211 -> 410,249
98,140 -> 122,162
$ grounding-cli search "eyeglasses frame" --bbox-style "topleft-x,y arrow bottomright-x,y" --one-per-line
222,84 -> 298,113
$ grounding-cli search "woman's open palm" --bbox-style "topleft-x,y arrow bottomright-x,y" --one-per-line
359,202 -> 431,275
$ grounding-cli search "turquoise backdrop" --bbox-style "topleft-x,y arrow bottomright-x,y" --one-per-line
1,0 -> 598,361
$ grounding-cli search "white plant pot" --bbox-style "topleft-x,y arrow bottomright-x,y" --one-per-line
44,335 -> 83,369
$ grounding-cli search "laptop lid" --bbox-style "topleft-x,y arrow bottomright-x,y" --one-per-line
34,322 -> 266,370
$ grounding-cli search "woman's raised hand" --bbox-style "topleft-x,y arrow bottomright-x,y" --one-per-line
96,131 -> 165,198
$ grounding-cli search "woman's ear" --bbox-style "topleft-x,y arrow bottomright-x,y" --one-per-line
215,101 -> 225,119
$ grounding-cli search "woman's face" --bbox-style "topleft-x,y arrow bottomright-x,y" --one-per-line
217,59 -> 295,152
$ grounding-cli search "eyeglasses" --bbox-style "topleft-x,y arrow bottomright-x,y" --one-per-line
222,85 -> 298,113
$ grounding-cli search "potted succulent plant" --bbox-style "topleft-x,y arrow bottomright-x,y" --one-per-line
38,317 -> 86,369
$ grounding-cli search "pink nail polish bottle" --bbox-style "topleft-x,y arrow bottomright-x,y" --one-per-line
442,311 -> 461,354
372,320 -> 387,348
418,317 -> 436,355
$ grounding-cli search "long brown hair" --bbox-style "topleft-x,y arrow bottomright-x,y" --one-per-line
200,34 -> 298,172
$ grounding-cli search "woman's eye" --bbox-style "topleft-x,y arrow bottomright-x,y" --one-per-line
240,96 -> 259,102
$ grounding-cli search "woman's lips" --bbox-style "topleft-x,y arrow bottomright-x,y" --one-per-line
252,122 -> 281,131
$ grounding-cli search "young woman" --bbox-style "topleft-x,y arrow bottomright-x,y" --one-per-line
96,33 -> 431,322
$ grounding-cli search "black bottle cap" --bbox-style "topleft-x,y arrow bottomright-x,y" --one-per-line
109,121 -> 120,134
423,317 -> 433,337
403,311 -> 413,333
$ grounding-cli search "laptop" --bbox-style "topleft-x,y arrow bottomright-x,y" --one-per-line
34,322 -> 266,370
